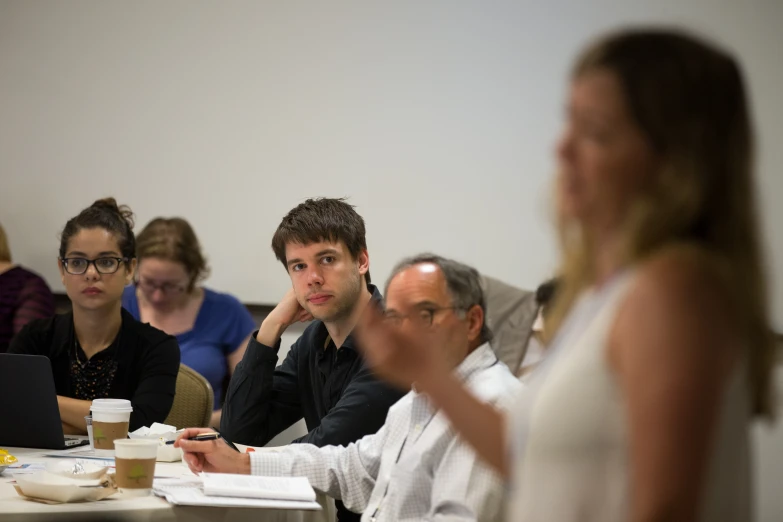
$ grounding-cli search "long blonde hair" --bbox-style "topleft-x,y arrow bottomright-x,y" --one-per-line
0,223 -> 11,263
547,28 -> 775,418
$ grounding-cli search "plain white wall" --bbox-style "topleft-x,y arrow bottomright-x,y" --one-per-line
1,1 -> 782,330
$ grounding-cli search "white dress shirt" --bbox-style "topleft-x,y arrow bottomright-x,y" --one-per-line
250,342 -> 521,521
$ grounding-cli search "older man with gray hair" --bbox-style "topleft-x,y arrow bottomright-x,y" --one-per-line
177,253 -> 521,522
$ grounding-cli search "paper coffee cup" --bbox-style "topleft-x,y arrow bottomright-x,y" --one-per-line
90,399 -> 133,457
113,439 -> 158,497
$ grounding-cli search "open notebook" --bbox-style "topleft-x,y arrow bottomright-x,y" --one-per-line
153,473 -> 322,510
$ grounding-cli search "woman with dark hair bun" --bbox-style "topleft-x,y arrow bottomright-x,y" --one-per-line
9,198 -> 180,434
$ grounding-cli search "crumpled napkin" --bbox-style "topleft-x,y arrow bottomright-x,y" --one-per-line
129,422 -> 183,462
129,422 -> 178,439
14,473 -> 118,504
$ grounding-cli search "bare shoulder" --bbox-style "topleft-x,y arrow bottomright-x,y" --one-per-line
610,243 -> 739,371
630,243 -> 733,320
643,241 -> 728,288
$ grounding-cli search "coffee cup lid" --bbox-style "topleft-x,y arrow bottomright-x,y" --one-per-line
90,398 -> 133,413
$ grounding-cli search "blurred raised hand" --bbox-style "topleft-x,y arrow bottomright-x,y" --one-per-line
354,302 -> 451,391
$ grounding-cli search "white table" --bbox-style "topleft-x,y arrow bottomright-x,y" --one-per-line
0,445 -> 334,522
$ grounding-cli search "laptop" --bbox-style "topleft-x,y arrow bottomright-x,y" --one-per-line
0,353 -> 90,450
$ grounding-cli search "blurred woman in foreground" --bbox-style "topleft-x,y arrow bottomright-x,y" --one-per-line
358,28 -> 776,522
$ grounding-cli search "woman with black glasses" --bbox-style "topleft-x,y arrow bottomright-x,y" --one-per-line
122,217 -> 255,427
9,198 -> 180,435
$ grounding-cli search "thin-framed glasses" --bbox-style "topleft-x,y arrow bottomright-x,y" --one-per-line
60,257 -> 128,275
135,277 -> 187,296
383,306 -> 465,328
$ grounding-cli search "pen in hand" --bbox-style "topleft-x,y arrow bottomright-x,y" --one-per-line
167,432 -> 219,444
169,429 -> 241,452
215,429 -> 241,452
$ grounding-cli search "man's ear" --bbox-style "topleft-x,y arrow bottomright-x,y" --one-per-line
357,249 -> 370,276
465,304 -> 484,343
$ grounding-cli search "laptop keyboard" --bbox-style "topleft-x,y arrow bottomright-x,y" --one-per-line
64,437 -> 86,447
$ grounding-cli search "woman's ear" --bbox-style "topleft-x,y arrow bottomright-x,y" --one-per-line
57,258 -> 66,285
125,258 -> 138,286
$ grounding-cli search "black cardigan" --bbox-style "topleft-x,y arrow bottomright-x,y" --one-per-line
8,308 -> 180,431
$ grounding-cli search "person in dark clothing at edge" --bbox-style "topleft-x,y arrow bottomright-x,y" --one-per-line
220,198 -> 405,522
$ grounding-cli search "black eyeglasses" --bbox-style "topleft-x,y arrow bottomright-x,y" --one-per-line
60,257 -> 129,275
135,277 -> 187,296
383,306 -> 465,328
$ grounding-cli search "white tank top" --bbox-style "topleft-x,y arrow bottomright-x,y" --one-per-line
506,271 -> 752,521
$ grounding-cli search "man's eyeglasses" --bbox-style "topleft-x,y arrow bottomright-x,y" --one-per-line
60,257 -> 128,275
135,278 -> 187,296
382,306 -> 464,328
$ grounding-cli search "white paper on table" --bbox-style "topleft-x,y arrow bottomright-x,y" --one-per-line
201,473 -> 316,502
153,477 -> 321,510
3,463 -> 47,475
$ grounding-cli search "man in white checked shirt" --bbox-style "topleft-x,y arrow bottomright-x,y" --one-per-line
178,254 -> 521,521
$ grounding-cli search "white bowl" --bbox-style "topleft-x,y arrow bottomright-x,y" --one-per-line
46,460 -> 109,479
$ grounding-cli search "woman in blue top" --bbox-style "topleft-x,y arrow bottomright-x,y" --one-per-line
122,217 -> 255,426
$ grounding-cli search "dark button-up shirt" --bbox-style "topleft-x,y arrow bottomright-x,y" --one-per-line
221,285 -> 405,521
221,285 -> 403,447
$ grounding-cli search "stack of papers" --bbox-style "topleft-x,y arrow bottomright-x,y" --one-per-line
153,473 -> 321,510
